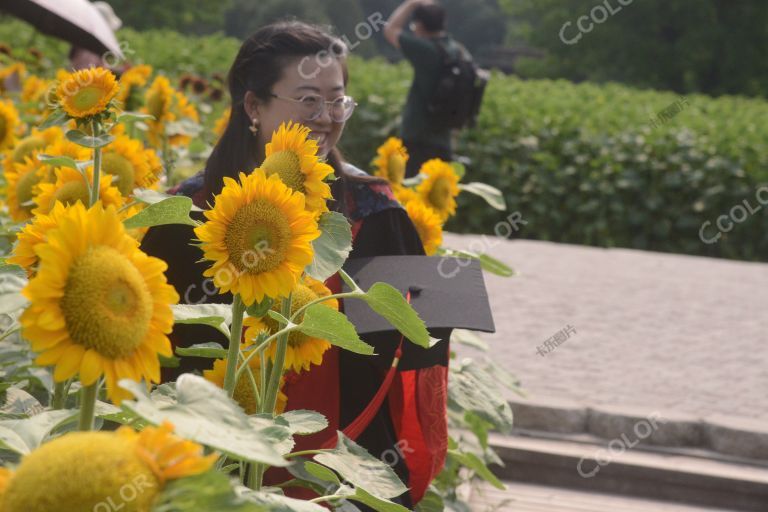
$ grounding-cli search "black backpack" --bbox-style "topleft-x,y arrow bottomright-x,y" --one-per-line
427,38 -> 489,130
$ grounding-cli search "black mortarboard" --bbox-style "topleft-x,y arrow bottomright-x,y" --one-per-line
341,256 -> 495,370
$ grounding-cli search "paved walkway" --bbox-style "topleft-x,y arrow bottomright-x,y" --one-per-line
445,234 -> 768,423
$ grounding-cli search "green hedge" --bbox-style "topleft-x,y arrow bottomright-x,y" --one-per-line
2,22 -> 766,260
344,58 -> 768,261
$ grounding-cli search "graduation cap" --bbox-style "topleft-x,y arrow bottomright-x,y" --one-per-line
341,255 -> 495,370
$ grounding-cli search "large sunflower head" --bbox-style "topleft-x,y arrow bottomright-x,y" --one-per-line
102,135 -> 154,196
203,342 -> 287,415
194,169 -> 320,306
33,165 -> 124,216
394,186 -> 418,207
19,202 -> 179,404
56,67 -> 119,119
405,200 -> 444,256
247,276 -> 337,374
415,159 -> 461,221
4,156 -> 44,221
373,137 -> 409,187
1,422 -> 214,512
262,122 -> 333,215
0,99 -> 20,150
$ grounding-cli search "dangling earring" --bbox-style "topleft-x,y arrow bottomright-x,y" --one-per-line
249,117 -> 260,135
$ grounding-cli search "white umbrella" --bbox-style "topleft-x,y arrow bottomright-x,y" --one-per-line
0,0 -> 124,60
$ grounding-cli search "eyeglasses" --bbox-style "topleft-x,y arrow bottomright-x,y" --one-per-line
270,93 -> 357,123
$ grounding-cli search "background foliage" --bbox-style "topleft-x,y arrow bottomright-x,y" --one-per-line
2,19 -> 766,261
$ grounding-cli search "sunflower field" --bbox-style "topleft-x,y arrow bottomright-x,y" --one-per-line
0,24 -> 518,512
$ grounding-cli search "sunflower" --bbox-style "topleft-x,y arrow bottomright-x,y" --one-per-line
415,159 -> 460,221
405,200 -> 443,256
4,156 -> 44,221
8,201 -> 68,272
143,75 -> 174,123
32,136 -> 91,185
373,137 -> 409,188
167,90 -> 199,147
0,99 -> 20,150
56,67 -> 119,119
1,422 -> 214,512
3,126 -> 63,172
203,342 -> 287,414
101,135 -> 154,196
213,108 -> 230,140
246,276 -> 336,374
33,165 -> 124,216
116,64 -> 152,110
194,169 -> 320,306
394,186 -> 418,207
0,466 -> 12,501
262,122 -> 333,215
19,202 -> 179,404
20,75 -> 51,114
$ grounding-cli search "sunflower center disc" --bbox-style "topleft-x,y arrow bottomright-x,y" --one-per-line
72,86 -> 105,111
53,180 -> 91,207
262,151 -> 306,193
388,153 -> 406,183
61,246 -> 153,359
12,136 -> 45,163
428,178 -> 452,209
225,199 -> 291,274
16,169 -> 41,210
102,152 -> 136,195
146,91 -> 166,119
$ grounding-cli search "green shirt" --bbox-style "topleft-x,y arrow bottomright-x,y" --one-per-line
398,30 -> 457,148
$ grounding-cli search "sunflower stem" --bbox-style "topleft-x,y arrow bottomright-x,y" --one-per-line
290,292 -> 359,323
90,120 -> 102,207
262,294 -> 292,415
52,381 -> 67,409
78,383 -> 98,431
223,294 -> 246,397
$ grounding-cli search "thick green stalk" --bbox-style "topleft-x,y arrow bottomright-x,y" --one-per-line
78,383 -> 98,431
90,121 -> 101,207
262,294 -> 291,414
51,381 -> 67,409
223,294 -> 246,397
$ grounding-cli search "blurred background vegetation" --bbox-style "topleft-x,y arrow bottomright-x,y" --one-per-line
1,0 -> 766,261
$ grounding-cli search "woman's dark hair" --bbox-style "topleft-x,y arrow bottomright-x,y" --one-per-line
204,20 -> 381,216
413,4 -> 446,32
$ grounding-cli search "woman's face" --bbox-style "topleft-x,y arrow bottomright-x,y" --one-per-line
246,56 -> 347,158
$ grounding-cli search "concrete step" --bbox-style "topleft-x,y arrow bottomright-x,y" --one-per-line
486,433 -> 768,511
470,481 -> 742,512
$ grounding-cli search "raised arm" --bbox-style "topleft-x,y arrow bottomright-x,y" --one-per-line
383,0 -> 427,49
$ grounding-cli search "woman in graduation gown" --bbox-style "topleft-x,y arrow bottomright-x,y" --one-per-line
140,21 -> 449,507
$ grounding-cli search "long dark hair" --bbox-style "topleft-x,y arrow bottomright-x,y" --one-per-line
204,20 -> 380,216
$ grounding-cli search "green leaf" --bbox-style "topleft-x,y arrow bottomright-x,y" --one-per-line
0,409 -> 77,455
361,283 -> 431,348
246,296 -> 274,318
298,304 -> 374,355
314,432 -> 408,499
0,272 -> 28,317
448,360 -> 514,432
132,188 -> 203,212
154,471 -> 261,512
447,449 -> 505,489
39,110 -> 68,129
459,182 -> 507,211
116,111 -> 155,123
172,304 -> 231,337
450,161 -> 466,180
349,487 -> 410,512
239,489 -> 328,511
65,129 -> 114,149
414,489 -> 444,512
36,154 -> 80,171
304,461 -> 341,485
120,375 -> 289,466
478,253 -> 515,277
306,211 -> 352,281
123,196 -> 197,229
279,410 -> 328,435
175,342 -> 227,359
